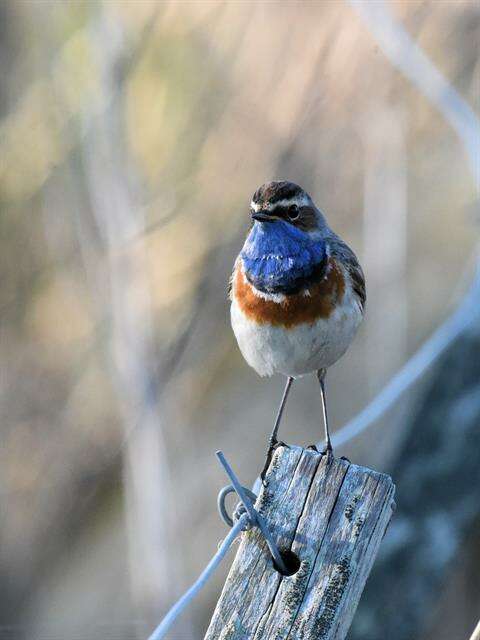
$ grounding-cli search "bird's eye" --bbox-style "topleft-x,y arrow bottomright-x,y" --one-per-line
288,204 -> 300,220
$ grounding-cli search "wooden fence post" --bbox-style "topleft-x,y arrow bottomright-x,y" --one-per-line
204,445 -> 395,640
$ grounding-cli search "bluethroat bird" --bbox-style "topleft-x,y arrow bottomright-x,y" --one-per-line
230,181 -> 366,481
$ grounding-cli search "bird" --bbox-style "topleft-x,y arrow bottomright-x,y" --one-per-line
229,180 -> 366,481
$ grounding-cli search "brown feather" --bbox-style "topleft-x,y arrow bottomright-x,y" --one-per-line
233,259 -> 346,328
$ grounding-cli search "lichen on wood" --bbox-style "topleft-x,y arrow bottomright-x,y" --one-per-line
204,445 -> 395,640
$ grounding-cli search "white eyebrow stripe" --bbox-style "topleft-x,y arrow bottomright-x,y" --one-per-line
250,194 -> 310,212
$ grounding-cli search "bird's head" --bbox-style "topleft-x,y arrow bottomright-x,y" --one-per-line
240,181 -> 328,294
250,180 -> 326,234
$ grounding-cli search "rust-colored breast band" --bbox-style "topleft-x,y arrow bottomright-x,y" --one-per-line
234,259 -> 345,328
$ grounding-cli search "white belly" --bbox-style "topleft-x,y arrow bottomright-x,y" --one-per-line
230,292 -> 362,378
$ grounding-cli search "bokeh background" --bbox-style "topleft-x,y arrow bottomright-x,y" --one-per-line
1,1 -> 479,639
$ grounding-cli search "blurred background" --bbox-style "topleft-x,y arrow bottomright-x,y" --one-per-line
0,1 -> 479,639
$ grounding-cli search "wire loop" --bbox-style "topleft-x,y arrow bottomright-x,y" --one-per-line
217,484 -> 257,528
216,451 -> 288,575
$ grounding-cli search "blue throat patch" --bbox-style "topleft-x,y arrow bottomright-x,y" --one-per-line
241,220 -> 326,294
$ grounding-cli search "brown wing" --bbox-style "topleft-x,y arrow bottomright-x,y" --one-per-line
348,259 -> 366,311
328,235 -> 366,312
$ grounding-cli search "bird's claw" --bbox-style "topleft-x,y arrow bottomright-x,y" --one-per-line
260,440 -> 287,486
320,444 -> 334,463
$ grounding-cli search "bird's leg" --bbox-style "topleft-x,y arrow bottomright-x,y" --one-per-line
317,368 -> 333,456
260,376 -> 294,484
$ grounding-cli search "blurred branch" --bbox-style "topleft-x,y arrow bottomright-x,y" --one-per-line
116,5 -> 163,83
349,0 -> 480,191
156,269 -> 209,386
117,250 -> 216,455
329,0 -> 480,451
76,9 -> 194,634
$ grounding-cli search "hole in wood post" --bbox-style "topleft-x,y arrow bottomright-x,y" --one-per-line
273,549 -> 301,576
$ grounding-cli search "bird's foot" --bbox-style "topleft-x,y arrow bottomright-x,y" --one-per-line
320,443 -> 334,463
260,440 -> 287,486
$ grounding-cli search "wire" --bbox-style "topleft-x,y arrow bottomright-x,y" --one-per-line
330,262 -> 480,449
469,618 -> 480,640
327,0 -> 480,449
147,513 -> 248,640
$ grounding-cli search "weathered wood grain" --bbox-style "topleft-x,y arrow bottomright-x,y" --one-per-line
204,445 -> 395,640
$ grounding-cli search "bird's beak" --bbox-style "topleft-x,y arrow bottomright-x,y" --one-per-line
251,211 -> 273,222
